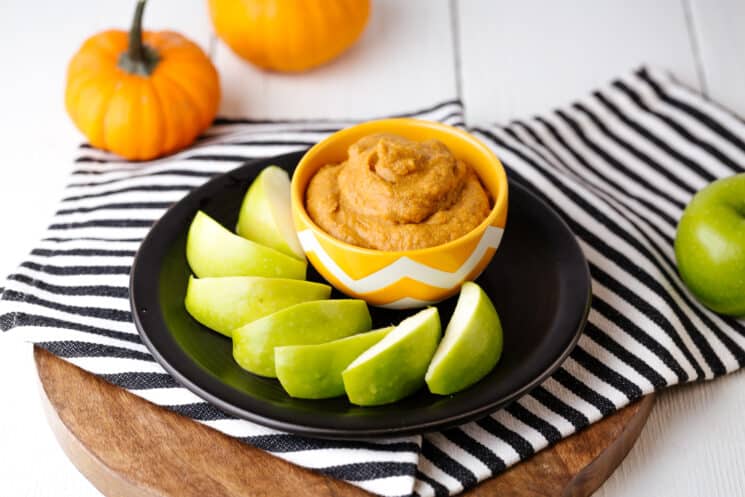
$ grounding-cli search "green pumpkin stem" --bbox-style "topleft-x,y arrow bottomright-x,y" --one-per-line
118,0 -> 160,76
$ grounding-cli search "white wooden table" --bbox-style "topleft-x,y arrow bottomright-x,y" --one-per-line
1,1 -> 744,495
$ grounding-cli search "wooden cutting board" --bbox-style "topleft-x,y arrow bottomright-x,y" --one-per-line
35,347 -> 655,497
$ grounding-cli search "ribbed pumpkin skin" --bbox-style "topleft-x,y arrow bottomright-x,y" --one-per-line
65,31 -> 220,161
208,0 -> 370,72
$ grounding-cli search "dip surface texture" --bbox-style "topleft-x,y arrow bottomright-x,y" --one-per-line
305,134 -> 492,251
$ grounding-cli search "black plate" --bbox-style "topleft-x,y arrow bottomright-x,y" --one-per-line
131,151 -> 591,438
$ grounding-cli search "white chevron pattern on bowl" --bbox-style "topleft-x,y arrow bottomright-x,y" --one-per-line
297,225 -> 504,308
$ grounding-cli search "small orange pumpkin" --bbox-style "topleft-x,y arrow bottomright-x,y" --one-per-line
66,0 -> 221,161
208,0 -> 371,73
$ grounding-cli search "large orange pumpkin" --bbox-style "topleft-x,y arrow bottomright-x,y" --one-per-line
66,0 -> 220,161
208,0 -> 371,72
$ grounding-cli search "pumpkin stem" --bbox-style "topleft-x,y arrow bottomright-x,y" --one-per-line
128,0 -> 147,61
118,0 -> 160,76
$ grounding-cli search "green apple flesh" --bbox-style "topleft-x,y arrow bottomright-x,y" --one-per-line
675,173 -> 745,316
275,327 -> 394,399
342,307 -> 441,406
233,300 -> 372,377
184,276 -> 330,337
236,166 -> 305,259
186,210 -> 306,279
425,282 -> 503,395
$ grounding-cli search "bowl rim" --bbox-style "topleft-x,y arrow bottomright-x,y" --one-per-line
290,118 -> 509,257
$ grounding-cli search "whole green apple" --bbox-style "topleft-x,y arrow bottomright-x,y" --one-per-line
675,173 -> 745,316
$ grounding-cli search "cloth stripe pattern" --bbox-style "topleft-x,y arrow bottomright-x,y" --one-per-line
2,68 -> 744,497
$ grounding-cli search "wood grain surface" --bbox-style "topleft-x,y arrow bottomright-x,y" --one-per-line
35,346 -> 655,497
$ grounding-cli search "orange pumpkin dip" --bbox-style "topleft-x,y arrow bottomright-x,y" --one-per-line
305,133 -> 492,251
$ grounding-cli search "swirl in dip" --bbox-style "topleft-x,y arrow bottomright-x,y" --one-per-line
305,133 -> 492,251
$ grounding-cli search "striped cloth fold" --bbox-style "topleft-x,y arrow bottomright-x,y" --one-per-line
2,67 -> 745,497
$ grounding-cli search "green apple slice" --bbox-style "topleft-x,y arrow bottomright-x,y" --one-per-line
233,300 -> 372,378
342,307 -> 441,406
184,276 -> 330,337
236,166 -> 304,259
186,210 -> 306,279
275,326 -> 394,399
425,282 -> 503,395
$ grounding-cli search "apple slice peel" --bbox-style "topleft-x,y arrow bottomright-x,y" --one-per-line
184,276 -> 331,337
233,299 -> 372,378
236,165 -> 305,259
186,210 -> 306,280
425,282 -> 503,395
342,307 -> 441,406
274,326 -> 394,399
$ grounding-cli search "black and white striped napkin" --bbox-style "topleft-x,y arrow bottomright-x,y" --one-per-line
2,67 -> 744,497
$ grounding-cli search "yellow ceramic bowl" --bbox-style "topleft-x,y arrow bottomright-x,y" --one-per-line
291,118 -> 509,309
